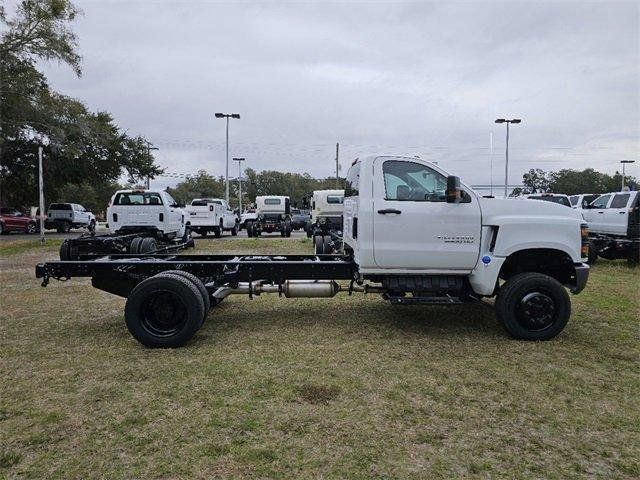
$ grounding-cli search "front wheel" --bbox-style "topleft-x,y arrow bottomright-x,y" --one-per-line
496,272 -> 570,341
231,224 -> 238,236
26,221 -> 37,234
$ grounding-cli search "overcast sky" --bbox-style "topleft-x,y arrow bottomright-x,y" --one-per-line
37,0 -> 639,190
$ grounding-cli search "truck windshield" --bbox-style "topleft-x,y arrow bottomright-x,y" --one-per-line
113,192 -> 163,206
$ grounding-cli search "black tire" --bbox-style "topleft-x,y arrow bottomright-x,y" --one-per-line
587,241 -> 598,265
59,239 -> 71,260
322,235 -> 332,254
125,274 -> 205,348
62,222 -> 71,233
214,226 -> 222,238
246,222 -> 253,237
25,221 -> 37,234
231,224 -> 238,236
0,222 -> 5,235
139,237 -> 157,254
200,230 -> 208,237
182,226 -> 191,243
129,237 -> 143,254
157,270 -> 210,326
314,235 -> 324,255
88,220 -> 96,233
496,272 -> 570,341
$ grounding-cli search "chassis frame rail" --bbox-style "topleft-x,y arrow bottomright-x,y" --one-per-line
36,254 -> 356,295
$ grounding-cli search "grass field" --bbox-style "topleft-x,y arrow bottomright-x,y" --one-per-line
1,237 -> 638,478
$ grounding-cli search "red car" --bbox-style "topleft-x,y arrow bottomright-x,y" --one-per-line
0,207 -> 38,234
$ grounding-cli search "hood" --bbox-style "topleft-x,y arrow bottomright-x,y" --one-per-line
479,197 -> 583,224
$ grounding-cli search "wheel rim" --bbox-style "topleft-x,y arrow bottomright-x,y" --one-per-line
141,290 -> 188,337
516,291 -> 557,331
27,223 -> 36,233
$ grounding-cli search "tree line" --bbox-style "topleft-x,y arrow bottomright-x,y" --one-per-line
168,169 -> 345,210
515,168 -> 637,196
0,0 -> 161,214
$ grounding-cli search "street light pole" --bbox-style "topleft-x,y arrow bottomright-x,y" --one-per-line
38,146 -> 45,245
233,157 -> 245,213
621,160 -> 635,190
215,112 -> 241,205
495,118 -> 522,197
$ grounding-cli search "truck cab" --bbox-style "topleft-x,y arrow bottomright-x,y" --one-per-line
249,196 -> 292,237
306,189 -> 344,238
107,189 -> 188,241
343,155 -> 588,301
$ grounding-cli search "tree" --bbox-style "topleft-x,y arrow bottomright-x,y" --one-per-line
166,171 -> 225,205
547,168 -> 636,195
522,169 -> 551,193
0,1 -> 162,209
0,0 -> 82,75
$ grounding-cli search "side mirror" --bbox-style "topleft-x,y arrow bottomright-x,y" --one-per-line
446,176 -> 462,203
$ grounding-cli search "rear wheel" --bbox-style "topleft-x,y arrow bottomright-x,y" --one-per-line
129,237 -> 143,254
246,222 -> 253,237
125,274 -> 205,348
322,235 -> 332,254
496,272 -> 570,341
157,271 -> 210,326
62,222 -> 71,233
314,235 -> 324,255
139,237 -> 157,254
231,224 -> 238,236
88,220 -> 96,233
59,239 -> 71,260
214,226 -> 222,238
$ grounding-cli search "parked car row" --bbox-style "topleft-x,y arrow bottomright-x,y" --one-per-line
0,203 -> 96,235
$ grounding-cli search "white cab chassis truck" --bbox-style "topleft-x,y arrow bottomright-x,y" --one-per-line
189,198 -> 238,237
248,196 -> 292,237
37,155 -> 589,348
581,191 -> 639,264
305,189 -> 345,254
56,189 -> 194,261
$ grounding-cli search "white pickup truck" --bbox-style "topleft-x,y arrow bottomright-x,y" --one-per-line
581,190 -> 639,263
188,198 -> 238,237
107,189 -> 189,241
38,155 -> 590,347
45,203 -> 96,233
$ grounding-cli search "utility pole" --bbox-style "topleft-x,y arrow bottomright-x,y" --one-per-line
38,146 -> 45,245
145,142 -> 158,189
215,112 -> 241,204
335,142 -> 340,187
621,160 -> 635,190
233,157 -> 245,213
495,118 -> 522,197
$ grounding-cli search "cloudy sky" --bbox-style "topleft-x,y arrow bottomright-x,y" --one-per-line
38,0 -> 639,190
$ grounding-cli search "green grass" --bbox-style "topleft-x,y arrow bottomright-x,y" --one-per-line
0,239 -> 638,478
0,238 -> 62,257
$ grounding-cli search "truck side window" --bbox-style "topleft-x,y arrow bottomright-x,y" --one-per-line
610,194 -> 630,209
383,160 -> 467,202
591,195 -> 611,209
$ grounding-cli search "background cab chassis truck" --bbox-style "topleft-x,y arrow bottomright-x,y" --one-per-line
248,196 -> 292,237
305,189 -> 345,254
189,198 -> 238,237
57,190 -> 194,261
581,190 -> 639,264
37,155 -> 589,348
45,203 -> 96,233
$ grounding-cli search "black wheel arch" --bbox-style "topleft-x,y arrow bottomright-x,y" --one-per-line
499,248 -> 577,286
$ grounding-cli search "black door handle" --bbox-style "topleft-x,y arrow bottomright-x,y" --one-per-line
377,208 -> 402,215
619,211 -> 625,214
597,211 -> 604,214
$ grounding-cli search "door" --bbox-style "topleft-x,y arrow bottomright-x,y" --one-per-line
372,158 -> 481,271
604,193 -> 631,235
585,194 -> 611,232
163,192 -> 183,233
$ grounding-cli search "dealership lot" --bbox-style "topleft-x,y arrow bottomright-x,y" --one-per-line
0,238 -> 638,478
